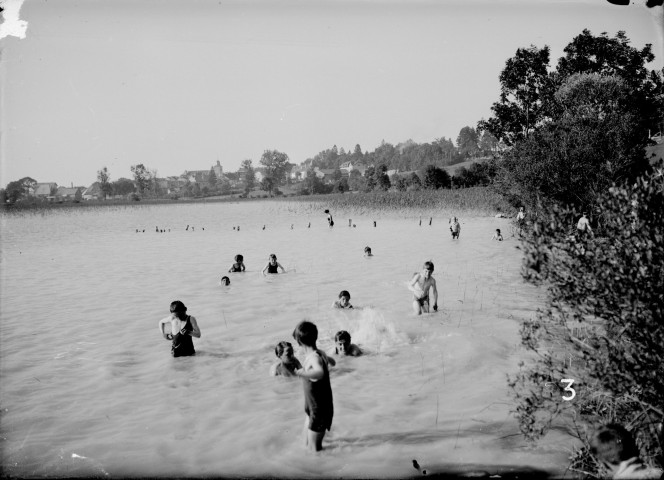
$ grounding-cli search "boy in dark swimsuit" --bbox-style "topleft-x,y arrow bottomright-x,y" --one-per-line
158,300 -> 201,357
293,321 -> 336,451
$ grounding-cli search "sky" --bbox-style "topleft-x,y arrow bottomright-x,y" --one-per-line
1,0 -> 663,188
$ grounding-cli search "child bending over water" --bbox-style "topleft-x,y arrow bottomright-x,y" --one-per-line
293,320 -> 336,452
158,300 -> 201,357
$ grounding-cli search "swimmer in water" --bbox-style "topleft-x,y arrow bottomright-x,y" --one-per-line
228,254 -> 246,272
262,253 -> 286,275
333,330 -> 362,357
270,341 -> 302,377
364,246 -> 373,257
332,290 -> 353,309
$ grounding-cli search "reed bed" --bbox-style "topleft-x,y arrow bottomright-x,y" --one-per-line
274,187 -> 512,218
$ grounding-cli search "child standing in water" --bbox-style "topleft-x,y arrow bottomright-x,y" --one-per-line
449,217 -> 461,239
158,301 -> 201,357
262,254 -> 286,275
270,341 -> 302,377
409,261 -> 439,315
293,320 -> 336,452
492,229 -> 503,241
325,209 -> 334,227
228,254 -> 246,272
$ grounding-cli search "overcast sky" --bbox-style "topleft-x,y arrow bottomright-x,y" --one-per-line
1,0 -> 662,187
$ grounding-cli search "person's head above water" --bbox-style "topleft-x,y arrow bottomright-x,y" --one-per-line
292,320 -> 318,347
220,276 -> 230,286
170,300 -> 187,319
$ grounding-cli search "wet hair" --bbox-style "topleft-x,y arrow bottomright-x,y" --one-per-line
364,246 -> 371,253
220,276 -> 230,285
496,229 -> 501,234
335,330 -> 351,344
424,261 -> 434,272
235,254 -> 243,262
338,290 -> 351,300
274,341 -> 293,357
292,320 -> 318,347
590,424 -> 638,464
269,253 -> 277,260
170,300 -> 187,314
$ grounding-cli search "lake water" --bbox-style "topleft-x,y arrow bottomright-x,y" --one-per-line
0,200 -> 574,478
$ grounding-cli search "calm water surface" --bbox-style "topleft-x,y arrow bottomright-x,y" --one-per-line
0,201 -> 573,477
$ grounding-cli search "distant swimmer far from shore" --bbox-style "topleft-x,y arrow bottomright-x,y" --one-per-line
325,209 -> 334,227
409,261 -> 438,315
262,253 -> 286,275
158,300 -> 201,357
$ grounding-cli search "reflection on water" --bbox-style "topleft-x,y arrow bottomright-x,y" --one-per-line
0,202 -> 571,477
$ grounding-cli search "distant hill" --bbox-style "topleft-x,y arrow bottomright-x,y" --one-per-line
442,157 -> 490,176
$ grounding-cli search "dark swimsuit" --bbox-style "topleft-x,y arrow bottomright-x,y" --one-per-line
171,316 -> 195,357
230,263 -> 243,272
267,263 -> 279,274
302,351 -> 333,433
416,294 -> 429,307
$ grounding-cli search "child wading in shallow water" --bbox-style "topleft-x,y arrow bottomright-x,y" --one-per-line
270,341 -> 302,377
262,253 -> 285,275
158,300 -> 201,357
228,254 -> 246,272
293,320 -> 336,451
409,261 -> 439,315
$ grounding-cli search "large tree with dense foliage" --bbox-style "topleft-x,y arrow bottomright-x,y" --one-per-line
509,166 -> 664,475
130,164 -> 153,195
456,126 -> 480,158
4,177 -> 37,203
111,178 -> 135,196
259,150 -> 291,195
496,73 -> 651,213
421,165 -> 451,190
478,45 -> 553,146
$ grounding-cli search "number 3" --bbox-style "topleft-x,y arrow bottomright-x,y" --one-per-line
561,379 -> 576,401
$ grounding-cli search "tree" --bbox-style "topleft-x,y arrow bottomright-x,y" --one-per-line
97,167 -> 112,199
240,159 -> 256,193
509,167 -> 663,475
208,168 -> 218,190
456,126 -> 480,158
112,178 -> 135,197
259,150 -> 291,195
478,131 -> 499,155
409,172 -> 422,190
421,165 -> 451,190
478,45 -> 552,146
4,177 -> 37,203
347,169 -> 366,192
496,74 -> 650,214
130,164 -> 153,195
555,29 -> 664,136
373,165 -> 391,191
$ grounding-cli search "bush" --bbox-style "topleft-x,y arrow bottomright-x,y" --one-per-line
509,165 -> 664,474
